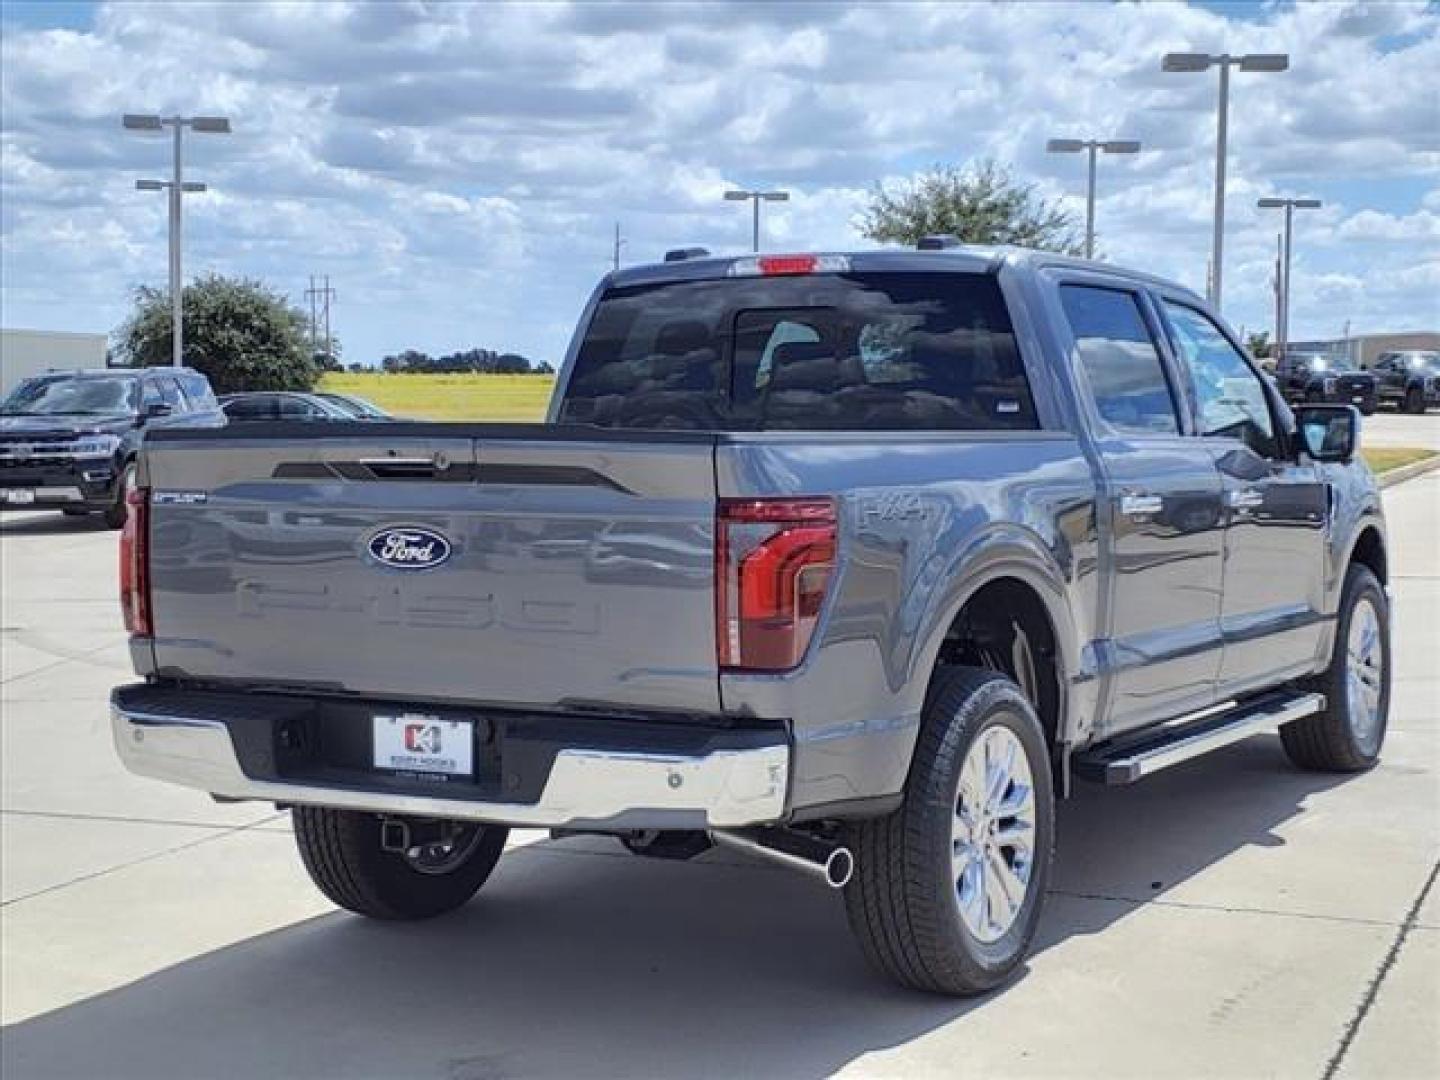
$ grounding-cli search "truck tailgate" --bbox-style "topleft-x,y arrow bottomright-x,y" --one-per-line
141,425 -> 721,713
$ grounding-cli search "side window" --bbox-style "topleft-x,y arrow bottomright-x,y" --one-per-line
157,378 -> 185,409
180,374 -> 218,411
1059,285 -> 1179,435
277,396 -> 321,419
140,380 -> 165,409
1163,301 -> 1276,457
224,396 -> 275,420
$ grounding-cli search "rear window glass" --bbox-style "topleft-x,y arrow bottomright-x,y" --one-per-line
558,272 -> 1036,431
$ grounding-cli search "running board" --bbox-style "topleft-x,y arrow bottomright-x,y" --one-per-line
1073,691 -> 1326,785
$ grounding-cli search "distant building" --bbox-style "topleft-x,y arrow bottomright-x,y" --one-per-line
1,328 -> 110,396
1287,331 -> 1440,369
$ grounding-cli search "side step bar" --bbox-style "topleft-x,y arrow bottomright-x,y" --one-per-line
1073,691 -> 1326,785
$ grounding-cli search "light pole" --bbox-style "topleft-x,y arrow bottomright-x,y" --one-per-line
124,113 -> 231,366
1162,52 -> 1288,308
1257,196 -> 1321,361
724,188 -> 789,252
1045,138 -> 1141,259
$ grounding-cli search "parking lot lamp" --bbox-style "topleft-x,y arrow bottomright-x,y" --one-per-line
724,188 -> 790,252
124,114 -> 231,366
1257,196 -> 1322,361
1162,52 -> 1288,308
1045,138 -> 1141,259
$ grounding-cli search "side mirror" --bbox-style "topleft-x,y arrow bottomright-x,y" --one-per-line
1294,404 -> 1359,464
145,401 -> 173,418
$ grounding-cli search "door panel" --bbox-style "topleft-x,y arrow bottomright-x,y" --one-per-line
1100,439 -> 1226,732
1211,444 -> 1328,690
1158,299 -> 1328,695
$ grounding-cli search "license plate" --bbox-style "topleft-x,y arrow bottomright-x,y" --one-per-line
3,489 -> 36,505
372,714 -> 473,777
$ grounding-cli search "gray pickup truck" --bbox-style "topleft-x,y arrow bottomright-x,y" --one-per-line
112,246 -> 1391,996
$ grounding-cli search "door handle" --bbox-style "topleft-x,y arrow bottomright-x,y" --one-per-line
1119,493 -> 1163,517
1228,488 -> 1264,511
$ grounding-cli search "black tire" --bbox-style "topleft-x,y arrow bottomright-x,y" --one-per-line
1281,564 -> 1390,772
1404,387 -> 1426,414
619,830 -> 713,860
1360,404 -> 1376,417
843,667 -> 1055,996
293,808 -> 508,920
102,462 -> 135,529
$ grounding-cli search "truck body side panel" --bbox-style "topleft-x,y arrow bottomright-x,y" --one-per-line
715,433 -> 1100,811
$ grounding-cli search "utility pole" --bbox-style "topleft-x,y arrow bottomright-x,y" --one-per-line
124,113 -> 231,366
304,275 -> 336,362
612,222 -> 626,271
1257,197 -> 1322,362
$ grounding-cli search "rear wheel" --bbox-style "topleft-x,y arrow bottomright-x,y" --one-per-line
293,808 -> 508,920
1281,564 -> 1390,772
844,667 -> 1054,996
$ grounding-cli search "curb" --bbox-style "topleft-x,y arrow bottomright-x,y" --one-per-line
1377,454 -> 1440,490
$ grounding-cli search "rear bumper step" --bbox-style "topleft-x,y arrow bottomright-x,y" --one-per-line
110,684 -> 789,830
1074,691 -> 1326,785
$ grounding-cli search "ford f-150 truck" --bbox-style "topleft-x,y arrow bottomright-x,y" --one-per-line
111,245 -> 1390,996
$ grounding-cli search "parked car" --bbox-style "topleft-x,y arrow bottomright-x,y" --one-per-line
112,246 -> 1389,996
0,366 -> 222,527
1272,349 -> 1377,415
219,391 -> 356,422
1368,350 -> 1440,413
314,391 -> 393,420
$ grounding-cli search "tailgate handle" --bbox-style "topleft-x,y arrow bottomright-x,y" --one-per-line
358,455 -> 447,479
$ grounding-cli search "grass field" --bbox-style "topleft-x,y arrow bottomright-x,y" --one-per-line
318,374 -> 1437,478
1361,446 -> 1436,475
319,373 -> 555,421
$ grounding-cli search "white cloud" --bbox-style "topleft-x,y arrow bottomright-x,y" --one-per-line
1,0 -> 1436,360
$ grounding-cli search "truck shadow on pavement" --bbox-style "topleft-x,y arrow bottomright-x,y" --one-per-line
3,737 -> 1351,1080
0,513 -> 111,536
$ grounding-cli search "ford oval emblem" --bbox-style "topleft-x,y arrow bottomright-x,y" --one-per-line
366,525 -> 453,571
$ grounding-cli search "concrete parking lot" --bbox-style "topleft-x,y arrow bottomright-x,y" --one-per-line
2,436 -> 1437,1078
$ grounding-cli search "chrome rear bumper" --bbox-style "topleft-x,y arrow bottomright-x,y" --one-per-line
111,695 -> 789,829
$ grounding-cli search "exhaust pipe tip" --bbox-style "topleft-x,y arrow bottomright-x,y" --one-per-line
824,846 -> 854,889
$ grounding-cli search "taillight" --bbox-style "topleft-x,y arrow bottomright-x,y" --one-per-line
120,484 -> 152,636
716,498 -> 837,671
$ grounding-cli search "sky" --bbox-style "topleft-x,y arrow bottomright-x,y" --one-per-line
1,0 -> 1436,366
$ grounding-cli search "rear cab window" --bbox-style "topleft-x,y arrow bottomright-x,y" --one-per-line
559,271 -> 1036,431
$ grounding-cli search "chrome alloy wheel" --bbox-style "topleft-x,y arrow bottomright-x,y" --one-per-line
952,724 -> 1037,943
1346,597 -> 1384,752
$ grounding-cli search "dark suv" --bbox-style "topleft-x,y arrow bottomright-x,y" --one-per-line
1369,350 -> 1440,413
0,367 -> 223,527
1273,349 -> 1377,415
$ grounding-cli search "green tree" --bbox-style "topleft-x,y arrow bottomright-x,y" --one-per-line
1246,330 -> 1273,359
115,274 -> 324,394
860,159 -> 1084,255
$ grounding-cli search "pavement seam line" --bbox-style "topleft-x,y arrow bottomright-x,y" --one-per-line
0,811 -> 288,909
1048,888 -> 1407,931
1319,857 -> 1440,1080
0,639 -> 125,686
1,807 -> 278,832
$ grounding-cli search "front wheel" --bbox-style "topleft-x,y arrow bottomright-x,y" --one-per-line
293,808 -> 508,920
1404,387 -> 1426,414
1281,564 -> 1390,772
844,667 -> 1054,996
